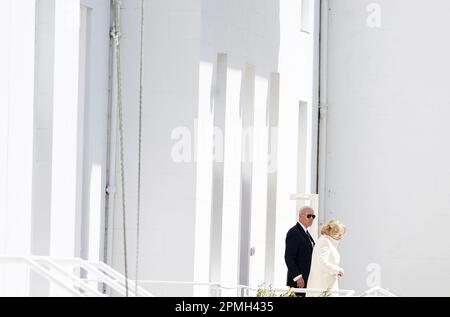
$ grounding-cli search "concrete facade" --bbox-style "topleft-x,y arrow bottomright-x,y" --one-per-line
324,0 -> 450,296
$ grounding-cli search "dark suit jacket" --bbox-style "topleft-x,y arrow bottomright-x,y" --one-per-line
284,223 -> 315,288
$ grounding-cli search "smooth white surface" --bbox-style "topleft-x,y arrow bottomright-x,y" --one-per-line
248,76 -> 269,288
194,62 -> 214,289
325,0 -> 450,296
272,0 -> 320,288
0,0 -> 320,296
220,67 -> 242,287
50,0 -> 82,257
0,0 -> 12,261
0,0 -> 36,296
264,73 -> 280,286
115,0 -> 319,294
208,54 -> 227,287
79,0 -> 110,263
32,0 -> 54,259
30,0 -> 55,297
111,0 -> 200,296
49,0 -> 110,261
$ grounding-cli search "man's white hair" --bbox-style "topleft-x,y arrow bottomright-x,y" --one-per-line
298,206 -> 314,218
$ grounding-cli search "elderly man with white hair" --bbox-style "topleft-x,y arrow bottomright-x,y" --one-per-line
284,206 -> 316,297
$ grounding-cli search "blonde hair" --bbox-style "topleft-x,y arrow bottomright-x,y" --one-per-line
320,219 -> 346,237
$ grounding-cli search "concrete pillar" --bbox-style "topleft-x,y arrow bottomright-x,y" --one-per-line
220,67 -> 242,289
50,0 -> 82,258
0,0 -> 36,296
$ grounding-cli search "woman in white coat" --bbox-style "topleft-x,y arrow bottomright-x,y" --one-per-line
306,220 -> 346,297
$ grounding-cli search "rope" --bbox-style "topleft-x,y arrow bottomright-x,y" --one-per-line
112,0 -> 129,297
135,0 -> 145,297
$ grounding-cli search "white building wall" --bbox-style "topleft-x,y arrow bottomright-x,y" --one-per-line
0,1 -> 13,260
32,0 -> 55,259
111,0 -> 201,296
0,0 -> 110,296
116,0 -> 319,294
1,0 -> 449,297
197,1 -> 280,285
324,0 -> 450,296
199,0 -> 282,290
29,0 -> 55,297
272,0 -> 320,288
48,0 -> 110,261
78,0 -> 111,263
50,0 -> 84,258
0,0 -> 318,295
0,0 -> 36,296
199,0 -> 320,291
41,0 -> 111,264
0,0 -> 113,297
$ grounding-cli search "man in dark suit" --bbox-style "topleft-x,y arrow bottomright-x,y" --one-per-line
284,206 -> 316,296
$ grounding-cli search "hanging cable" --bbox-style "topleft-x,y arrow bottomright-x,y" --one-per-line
111,0 -> 129,297
135,0 -> 145,297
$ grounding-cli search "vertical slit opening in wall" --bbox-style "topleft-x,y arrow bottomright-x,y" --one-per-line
264,72 -> 279,286
209,53 -> 227,288
77,4 -> 92,266
300,0 -> 311,33
297,101 -> 308,200
238,64 -> 255,287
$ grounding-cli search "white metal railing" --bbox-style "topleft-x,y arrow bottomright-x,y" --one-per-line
137,280 -> 356,297
0,256 -> 396,297
87,260 -> 153,297
34,257 -> 105,297
137,280 -> 397,297
0,256 -> 87,297
0,255 -> 154,297
360,286 -> 397,297
266,287 -> 355,297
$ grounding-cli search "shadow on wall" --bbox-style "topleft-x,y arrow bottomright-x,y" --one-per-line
200,0 -> 280,77
112,0 -> 281,297
195,0 -> 281,291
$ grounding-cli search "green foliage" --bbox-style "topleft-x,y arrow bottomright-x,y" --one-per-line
256,285 -> 332,297
256,285 -> 276,297
256,285 -> 297,297
320,288 -> 332,297
279,288 -> 297,297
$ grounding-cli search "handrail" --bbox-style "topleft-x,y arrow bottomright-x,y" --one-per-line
0,256 -> 84,297
34,256 -> 153,297
48,257 -> 131,297
137,279 -> 355,297
0,255 -> 154,297
360,286 -> 397,297
33,257 -> 105,297
1,256 -> 393,297
89,261 -> 154,297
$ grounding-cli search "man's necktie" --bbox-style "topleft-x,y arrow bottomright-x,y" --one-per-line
306,231 -> 315,247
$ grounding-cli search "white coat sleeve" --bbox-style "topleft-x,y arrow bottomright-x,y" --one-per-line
317,243 -> 343,276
